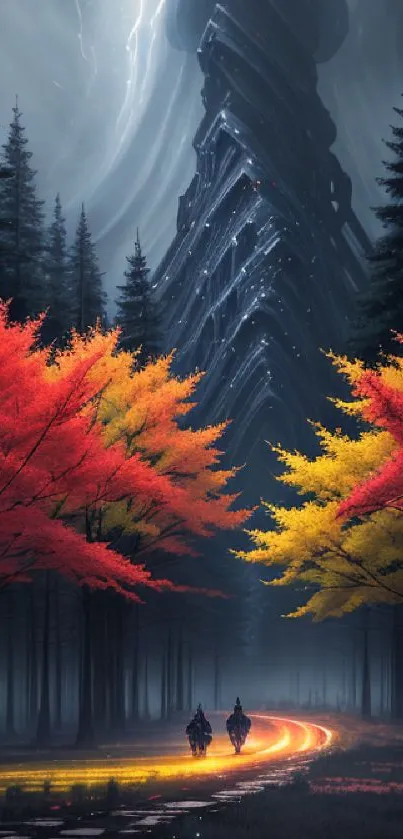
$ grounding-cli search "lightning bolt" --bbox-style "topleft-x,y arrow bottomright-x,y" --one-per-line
138,0 -> 166,106
113,0 -> 167,163
115,0 -> 144,134
74,0 -> 90,63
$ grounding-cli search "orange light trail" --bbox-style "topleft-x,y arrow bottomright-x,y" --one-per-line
0,715 -> 333,793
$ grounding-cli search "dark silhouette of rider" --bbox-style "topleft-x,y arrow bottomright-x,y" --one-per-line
226,697 -> 251,750
186,704 -> 212,754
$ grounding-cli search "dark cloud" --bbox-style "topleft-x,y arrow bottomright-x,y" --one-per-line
0,0 -> 401,310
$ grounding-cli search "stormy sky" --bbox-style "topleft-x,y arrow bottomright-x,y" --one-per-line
0,0 -> 402,311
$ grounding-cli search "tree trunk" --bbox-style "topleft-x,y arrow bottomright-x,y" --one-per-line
26,586 -> 38,733
214,653 -> 220,710
111,594 -> 126,734
186,648 -> 193,712
351,639 -> 357,711
380,652 -> 385,716
176,628 -> 184,712
35,572 -> 52,746
131,604 -> 140,722
54,577 -> 62,731
106,592 -> 116,730
160,650 -> 167,720
361,608 -> 371,719
166,629 -> 173,719
341,658 -> 347,708
322,669 -> 327,708
6,590 -> 15,739
391,606 -> 403,719
143,651 -> 150,720
76,587 -> 95,747
296,671 -> 300,706
92,592 -> 108,731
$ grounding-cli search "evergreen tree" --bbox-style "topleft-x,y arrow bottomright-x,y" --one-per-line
350,100 -> 403,363
42,194 -> 72,345
0,166 -> 14,258
68,204 -> 107,333
0,99 -> 45,321
115,230 -> 161,363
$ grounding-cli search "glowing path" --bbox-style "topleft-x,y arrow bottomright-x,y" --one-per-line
0,715 -> 333,793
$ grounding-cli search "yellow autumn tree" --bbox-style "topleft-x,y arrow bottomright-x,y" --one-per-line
47,327 -> 248,557
235,348 -> 403,620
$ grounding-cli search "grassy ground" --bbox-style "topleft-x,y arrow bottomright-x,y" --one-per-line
3,716 -> 403,837
150,783 -> 403,839
150,744 -> 403,839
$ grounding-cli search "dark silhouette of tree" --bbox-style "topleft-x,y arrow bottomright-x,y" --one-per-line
115,229 -> 161,363
68,204 -> 107,333
350,99 -> 403,363
0,167 -> 15,263
0,99 -> 45,321
42,194 -> 72,345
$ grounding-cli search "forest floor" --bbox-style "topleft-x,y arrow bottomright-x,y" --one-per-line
1,713 -> 403,837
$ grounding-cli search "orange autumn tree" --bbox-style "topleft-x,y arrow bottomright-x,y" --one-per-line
49,327 -> 250,559
0,306 -> 247,598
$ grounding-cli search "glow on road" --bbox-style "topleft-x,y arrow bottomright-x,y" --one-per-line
0,715 -> 334,793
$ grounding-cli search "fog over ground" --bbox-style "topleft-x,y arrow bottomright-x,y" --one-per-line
0,0 -> 402,310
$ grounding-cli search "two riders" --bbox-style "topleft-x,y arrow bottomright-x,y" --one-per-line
185,697 -> 251,757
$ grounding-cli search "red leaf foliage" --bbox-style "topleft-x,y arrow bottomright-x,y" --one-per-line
0,306 -> 239,597
338,366 -> 403,518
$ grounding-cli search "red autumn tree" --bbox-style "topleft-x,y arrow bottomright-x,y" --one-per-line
0,306 -> 247,597
338,340 -> 403,519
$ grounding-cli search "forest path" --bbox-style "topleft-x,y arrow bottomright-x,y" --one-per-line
0,714 -> 333,793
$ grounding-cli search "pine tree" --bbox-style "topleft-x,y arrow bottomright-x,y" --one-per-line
68,204 -> 107,333
115,230 -> 161,363
350,99 -> 403,363
0,99 -> 45,321
0,167 -> 14,257
42,194 -> 72,345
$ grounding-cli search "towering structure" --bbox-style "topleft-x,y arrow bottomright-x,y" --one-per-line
158,0 -> 370,501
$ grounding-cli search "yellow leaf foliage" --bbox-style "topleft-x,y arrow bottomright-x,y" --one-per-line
50,327 -> 248,553
235,346 -> 403,620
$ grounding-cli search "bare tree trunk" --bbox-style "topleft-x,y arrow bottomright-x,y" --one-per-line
160,649 -> 167,720
143,650 -> 150,720
322,669 -> 327,708
361,608 -> 371,719
380,652 -> 385,716
166,629 -> 173,720
36,572 -> 52,746
54,577 -> 62,731
6,590 -> 16,739
112,595 -> 126,734
176,627 -> 184,712
342,658 -> 347,708
351,639 -> 357,711
92,592 -> 107,731
131,604 -> 140,722
214,653 -> 220,710
186,648 -> 193,712
76,587 -> 95,747
391,606 -> 403,719
29,587 -> 38,731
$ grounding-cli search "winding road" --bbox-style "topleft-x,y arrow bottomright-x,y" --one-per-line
0,714 -> 334,793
